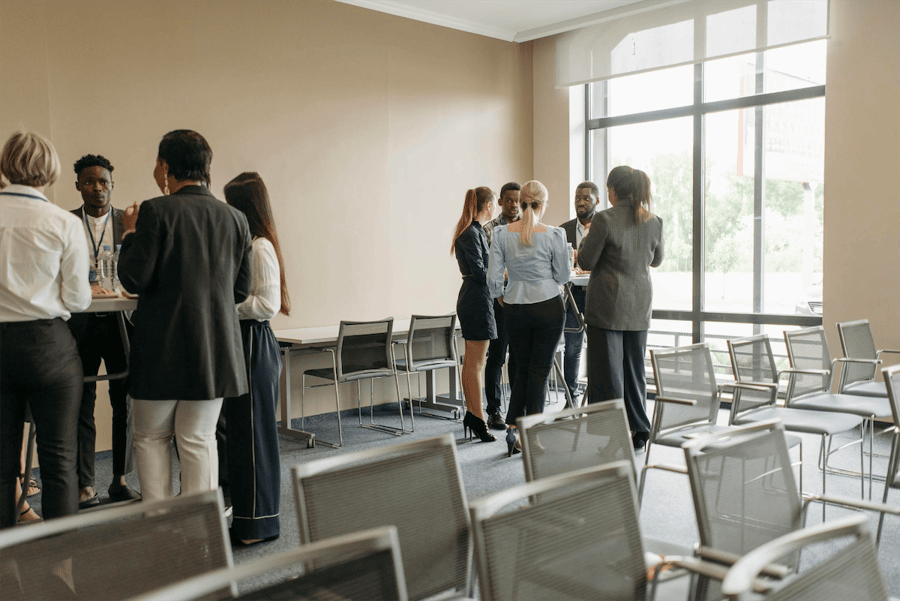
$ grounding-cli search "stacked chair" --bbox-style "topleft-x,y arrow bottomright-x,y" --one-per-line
131,527 -> 408,601
0,490 -> 231,601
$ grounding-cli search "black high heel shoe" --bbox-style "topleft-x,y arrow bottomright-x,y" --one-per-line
463,412 -> 497,443
506,428 -> 521,457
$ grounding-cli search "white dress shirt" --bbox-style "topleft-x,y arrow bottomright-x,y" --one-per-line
82,208 -> 115,270
0,184 -> 92,321
236,236 -> 280,321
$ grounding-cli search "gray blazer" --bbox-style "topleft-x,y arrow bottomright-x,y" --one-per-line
577,199 -> 664,331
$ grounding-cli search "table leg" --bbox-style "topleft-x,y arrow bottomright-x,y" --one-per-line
277,345 -> 316,448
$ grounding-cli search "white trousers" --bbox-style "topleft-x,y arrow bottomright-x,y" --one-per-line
132,398 -> 223,501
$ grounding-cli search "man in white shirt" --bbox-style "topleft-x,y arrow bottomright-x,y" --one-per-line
67,154 -> 139,507
559,181 -> 601,405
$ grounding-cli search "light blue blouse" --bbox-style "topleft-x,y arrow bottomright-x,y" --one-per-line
487,225 -> 569,305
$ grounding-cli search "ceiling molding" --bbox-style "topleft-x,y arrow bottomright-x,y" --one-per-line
513,0 -> 688,42
334,0 -> 518,41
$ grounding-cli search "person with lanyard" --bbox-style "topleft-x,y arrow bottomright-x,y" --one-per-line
67,154 -> 141,508
558,181 -> 601,406
0,131 -> 91,528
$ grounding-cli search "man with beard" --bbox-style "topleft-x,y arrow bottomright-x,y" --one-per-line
559,181 -> 601,405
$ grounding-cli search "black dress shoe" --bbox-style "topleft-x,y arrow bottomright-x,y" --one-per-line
229,528 -> 280,547
78,494 -> 101,510
487,412 -> 507,430
108,483 -> 142,502
632,432 -> 649,452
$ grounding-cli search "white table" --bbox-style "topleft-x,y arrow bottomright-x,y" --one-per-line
274,319 -> 463,447
82,295 -> 137,383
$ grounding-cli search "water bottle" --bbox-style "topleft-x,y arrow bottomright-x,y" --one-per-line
98,244 -> 114,289
113,244 -> 122,291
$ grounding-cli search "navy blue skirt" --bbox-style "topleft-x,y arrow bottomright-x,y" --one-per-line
457,280 -> 497,341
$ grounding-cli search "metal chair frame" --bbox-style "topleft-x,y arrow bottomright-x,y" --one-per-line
300,318 -> 408,447
877,364 -> 900,545
129,526 -> 408,601
837,318 -> 900,396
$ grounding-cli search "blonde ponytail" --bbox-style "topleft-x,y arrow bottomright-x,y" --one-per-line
518,180 -> 548,246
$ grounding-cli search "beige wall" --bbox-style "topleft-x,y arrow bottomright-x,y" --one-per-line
823,0 -> 900,361
1,0 -> 533,449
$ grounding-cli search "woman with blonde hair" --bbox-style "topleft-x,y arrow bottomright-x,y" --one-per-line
488,180 -> 568,456
578,165 -> 664,452
0,131 -> 92,527
451,186 -> 498,443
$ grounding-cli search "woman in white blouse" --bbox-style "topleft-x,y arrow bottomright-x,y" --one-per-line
223,172 -> 291,546
0,131 -> 91,528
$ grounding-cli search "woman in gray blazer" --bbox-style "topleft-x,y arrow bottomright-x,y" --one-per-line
577,166 -> 663,451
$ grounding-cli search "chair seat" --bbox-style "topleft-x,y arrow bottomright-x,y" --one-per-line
395,358 -> 457,373
735,407 -> 863,435
791,393 -> 890,419
655,424 -> 733,448
305,366 -> 395,382
842,380 -> 888,398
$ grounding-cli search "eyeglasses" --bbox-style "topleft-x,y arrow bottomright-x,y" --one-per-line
80,177 -> 112,189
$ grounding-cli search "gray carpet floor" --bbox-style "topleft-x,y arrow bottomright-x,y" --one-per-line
26,390 -> 900,597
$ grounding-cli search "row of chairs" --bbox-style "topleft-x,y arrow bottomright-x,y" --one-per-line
2,393 -> 899,599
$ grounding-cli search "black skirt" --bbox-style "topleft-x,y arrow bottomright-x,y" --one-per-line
457,279 -> 497,341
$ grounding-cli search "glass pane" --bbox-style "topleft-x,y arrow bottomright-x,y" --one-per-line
762,97 -> 825,315
591,64 -> 693,119
704,108 -> 754,314
591,117 -> 693,311
647,319 -> 692,353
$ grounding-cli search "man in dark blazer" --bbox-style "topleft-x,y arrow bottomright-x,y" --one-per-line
117,129 -> 252,501
558,181 -> 601,405
67,154 -> 140,507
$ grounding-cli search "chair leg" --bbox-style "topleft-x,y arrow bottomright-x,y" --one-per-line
638,446 -> 652,505
393,370 -> 410,433
876,431 -> 898,546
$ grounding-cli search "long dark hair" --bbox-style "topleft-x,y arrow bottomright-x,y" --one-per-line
450,186 -> 494,254
606,165 -> 652,223
224,172 -> 291,316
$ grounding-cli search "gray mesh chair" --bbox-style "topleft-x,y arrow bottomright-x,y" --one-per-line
681,420 -> 898,601
727,334 -> 864,503
0,489 -> 231,601
292,434 -> 471,601
838,319 -> 900,397
517,399 -> 635,489
877,364 -> 900,544
469,461 -> 647,601
720,514 -> 890,601
393,313 -> 462,426
301,318 -> 408,447
783,326 -> 891,497
130,526 -> 408,601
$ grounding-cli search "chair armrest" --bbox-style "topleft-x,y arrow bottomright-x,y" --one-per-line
671,556 -> 731,581
778,367 -> 830,378
720,381 -> 778,393
695,546 -> 790,579
835,357 -> 881,366
878,349 -> 900,359
654,395 -> 697,407
802,494 -> 900,517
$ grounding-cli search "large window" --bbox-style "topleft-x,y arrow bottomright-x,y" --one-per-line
587,40 -> 826,355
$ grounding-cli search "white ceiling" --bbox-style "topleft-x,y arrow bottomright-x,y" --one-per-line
334,0 -> 663,42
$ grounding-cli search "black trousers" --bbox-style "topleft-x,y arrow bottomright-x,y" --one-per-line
224,320 -> 282,540
1,318 -> 82,528
586,326 -> 651,436
67,312 -> 134,486
504,295 -> 566,426
562,286 -> 587,403
484,298 -> 517,415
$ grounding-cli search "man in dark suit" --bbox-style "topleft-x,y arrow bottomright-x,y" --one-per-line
558,181 -> 601,405
67,154 -> 140,507
117,129 -> 252,501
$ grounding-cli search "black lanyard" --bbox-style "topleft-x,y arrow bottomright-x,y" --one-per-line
82,208 -> 112,261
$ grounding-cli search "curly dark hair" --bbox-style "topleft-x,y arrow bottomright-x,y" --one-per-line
73,154 -> 114,176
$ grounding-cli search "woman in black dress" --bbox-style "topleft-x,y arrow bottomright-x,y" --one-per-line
451,187 -> 497,443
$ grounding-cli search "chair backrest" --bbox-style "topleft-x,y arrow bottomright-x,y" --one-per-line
721,514 -> 889,601
838,319 -> 879,385
651,343 -> 721,434
783,326 -> 833,400
683,420 -> 802,568
727,335 -> 779,415
405,314 -> 457,371
292,434 -> 470,601
336,318 -> 394,380
470,461 -> 645,601
516,399 -> 636,489
0,490 -> 231,601
129,526 -> 408,601
881,364 -> 900,490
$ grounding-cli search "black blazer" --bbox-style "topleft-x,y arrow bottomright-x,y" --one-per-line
560,217 -> 579,248
118,185 -> 253,400
71,205 -> 126,249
